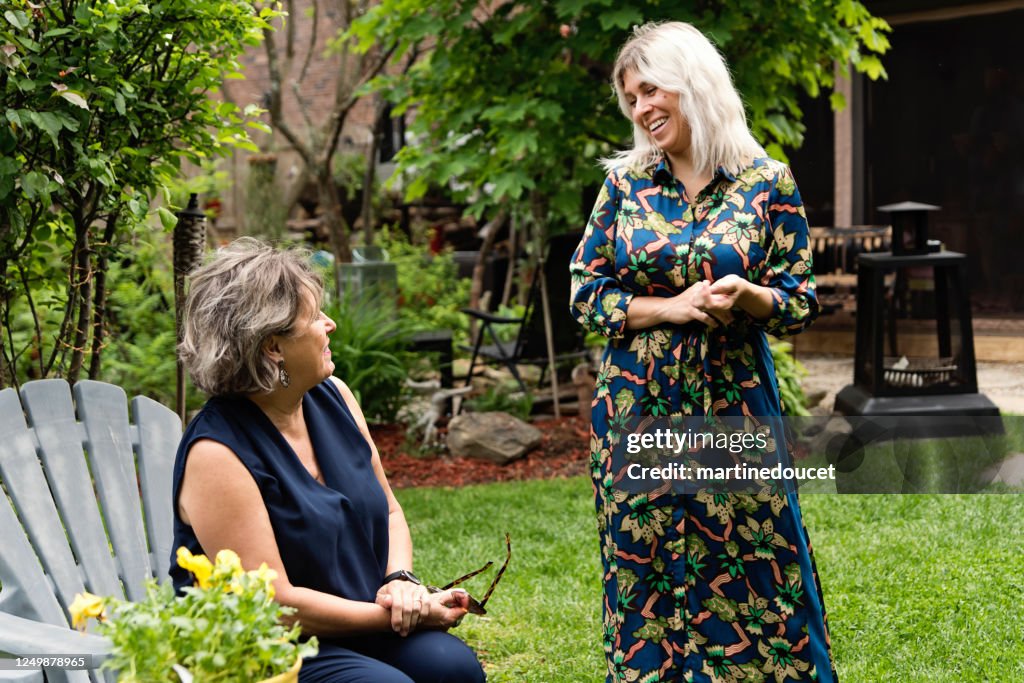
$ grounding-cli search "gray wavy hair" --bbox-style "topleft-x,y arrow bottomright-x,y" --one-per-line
178,237 -> 323,396
601,21 -> 764,177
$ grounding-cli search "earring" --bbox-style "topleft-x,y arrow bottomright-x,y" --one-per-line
278,360 -> 291,388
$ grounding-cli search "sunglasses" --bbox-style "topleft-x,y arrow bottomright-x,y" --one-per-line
428,533 -> 511,615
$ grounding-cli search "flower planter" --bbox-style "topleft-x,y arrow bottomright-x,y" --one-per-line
174,658 -> 302,683
259,657 -> 303,683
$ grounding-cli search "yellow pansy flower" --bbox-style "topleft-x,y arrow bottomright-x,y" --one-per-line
176,547 -> 213,589
250,562 -> 278,599
69,592 -> 105,630
214,549 -> 244,578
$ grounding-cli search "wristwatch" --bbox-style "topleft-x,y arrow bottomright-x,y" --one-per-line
383,569 -> 422,585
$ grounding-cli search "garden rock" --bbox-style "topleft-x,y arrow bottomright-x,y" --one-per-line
447,411 -> 542,464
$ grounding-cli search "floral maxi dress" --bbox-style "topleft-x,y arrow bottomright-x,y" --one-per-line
569,157 -> 837,683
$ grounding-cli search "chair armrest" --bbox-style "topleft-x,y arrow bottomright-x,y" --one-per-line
0,670 -> 44,682
460,307 -> 523,324
0,612 -> 110,664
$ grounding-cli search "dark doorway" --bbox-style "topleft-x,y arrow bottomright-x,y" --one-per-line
864,10 -> 1024,314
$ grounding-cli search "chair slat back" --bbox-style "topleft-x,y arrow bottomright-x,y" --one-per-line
131,394 -> 181,582
0,379 -> 181,626
72,381 -> 153,603
19,380 -> 125,601
0,389 -> 70,627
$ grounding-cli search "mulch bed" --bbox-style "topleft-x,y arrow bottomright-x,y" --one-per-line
371,415 -> 591,489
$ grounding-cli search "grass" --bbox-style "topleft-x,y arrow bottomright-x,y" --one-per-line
804,494 -> 1024,682
397,478 -> 604,681
397,477 -> 1024,683
797,425 -> 1020,494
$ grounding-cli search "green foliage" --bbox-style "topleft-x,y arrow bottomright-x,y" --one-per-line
101,229 -> 205,412
769,337 -> 810,416
324,290 -> 414,424
74,549 -> 316,682
351,0 -> 889,227
170,161 -> 232,215
487,303 -> 526,345
0,0 -> 277,383
368,228 -> 473,349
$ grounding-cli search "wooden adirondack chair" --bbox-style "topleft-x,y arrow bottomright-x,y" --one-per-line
0,379 -> 181,683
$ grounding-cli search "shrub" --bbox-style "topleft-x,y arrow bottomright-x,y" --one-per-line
769,337 -> 810,416
324,290 -> 414,424
367,228 -> 472,349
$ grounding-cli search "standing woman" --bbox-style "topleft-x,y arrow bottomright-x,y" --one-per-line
570,22 -> 836,683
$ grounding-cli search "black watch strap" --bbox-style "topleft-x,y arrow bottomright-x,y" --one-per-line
383,569 -> 421,585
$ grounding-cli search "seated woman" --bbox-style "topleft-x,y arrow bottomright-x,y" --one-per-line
172,238 -> 486,683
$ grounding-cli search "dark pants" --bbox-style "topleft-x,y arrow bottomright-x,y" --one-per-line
299,631 -> 486,683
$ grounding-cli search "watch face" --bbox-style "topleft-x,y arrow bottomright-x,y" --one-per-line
387,570 -> 421,585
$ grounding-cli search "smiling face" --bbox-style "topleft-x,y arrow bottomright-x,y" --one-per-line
271,287 -> 336,390
621,69 -> 692,167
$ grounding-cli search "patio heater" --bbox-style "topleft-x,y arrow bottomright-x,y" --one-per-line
834,202 -> 1002,437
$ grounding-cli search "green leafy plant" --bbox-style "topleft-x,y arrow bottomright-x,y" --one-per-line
100,229 -> 207,413
324,289 -> 414,424
1,0 -> 277,385
70,548 -> 317,682
769,338 -> 810,416
367,228 -> 473,349
351,0 -> 890,228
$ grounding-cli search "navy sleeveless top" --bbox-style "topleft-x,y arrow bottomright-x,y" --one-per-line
169,380 -> 390,600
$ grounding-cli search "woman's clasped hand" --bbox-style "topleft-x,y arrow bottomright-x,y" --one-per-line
375,583 -> 471,636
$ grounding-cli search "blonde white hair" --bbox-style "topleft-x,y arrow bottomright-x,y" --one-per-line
601,21 -> 764,177
179,237 -> 323,396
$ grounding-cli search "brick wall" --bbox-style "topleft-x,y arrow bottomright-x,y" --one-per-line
212,0 -> 381,239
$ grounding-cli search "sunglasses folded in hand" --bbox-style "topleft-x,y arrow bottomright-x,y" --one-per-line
428,533 -> 511,615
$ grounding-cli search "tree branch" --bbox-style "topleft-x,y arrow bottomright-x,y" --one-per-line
297,0 -> 318,84
264,20 -> 316,166
323,43 -> 396,164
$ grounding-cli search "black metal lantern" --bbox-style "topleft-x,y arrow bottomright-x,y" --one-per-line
877,201 -> 940,256
835,202 -> 1002,437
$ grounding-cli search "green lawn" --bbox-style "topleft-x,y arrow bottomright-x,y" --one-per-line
398,477 -> 1024,682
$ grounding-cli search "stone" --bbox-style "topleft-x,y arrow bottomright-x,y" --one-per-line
447,411 -> 543,464
804,388 -> 827,409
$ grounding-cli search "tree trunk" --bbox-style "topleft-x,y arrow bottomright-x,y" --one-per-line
67,225 -> 93,383
316,173 -> 352,294
88,213 -> 119,379
0,254 -> 11,388
360,97 -> 387,247
529,190 -> 559,417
